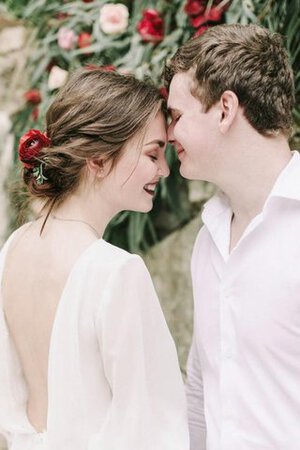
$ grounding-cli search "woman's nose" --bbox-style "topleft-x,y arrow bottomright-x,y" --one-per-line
159,154 -> 170,178
167,121 -> 175,143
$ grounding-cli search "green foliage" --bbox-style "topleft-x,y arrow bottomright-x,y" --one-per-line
4,0 -> 300,251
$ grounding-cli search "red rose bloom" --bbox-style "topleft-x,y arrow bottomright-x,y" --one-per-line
193,24 -> 209,37
191,6 -> 222,27
18,129 -> 50,169
137,9 -> 164,43
24,89 -> 41,105
206,6 -> 223,21
78,32 -> 92,48
184,0 -> 206,16
159,86 -> 168,100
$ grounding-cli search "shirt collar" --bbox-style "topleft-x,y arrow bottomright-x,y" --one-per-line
203,150 -> 300,224
201,151 -> 300,258
266,150 -> 300,203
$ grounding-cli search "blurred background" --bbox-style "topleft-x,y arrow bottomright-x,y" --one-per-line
0,1 -> 299,446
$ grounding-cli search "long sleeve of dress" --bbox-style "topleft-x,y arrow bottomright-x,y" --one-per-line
186,228 -> 207,450
186,332 -> 206,450
90,255 -> 189,450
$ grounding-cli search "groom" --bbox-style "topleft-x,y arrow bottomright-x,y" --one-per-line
164,23 -> 299,449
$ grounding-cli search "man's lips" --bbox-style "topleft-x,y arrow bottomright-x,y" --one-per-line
177,148 -> 184,158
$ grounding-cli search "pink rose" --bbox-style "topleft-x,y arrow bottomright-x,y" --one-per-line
57,27 -> 77,50
99,3 -> 129,35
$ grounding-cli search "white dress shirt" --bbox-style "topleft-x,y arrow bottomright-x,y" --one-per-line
187,151 -> 300,450
0,231 -> 189,450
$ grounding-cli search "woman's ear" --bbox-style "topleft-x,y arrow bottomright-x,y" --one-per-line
219,90 -> 239,134
86,157 -> 110,179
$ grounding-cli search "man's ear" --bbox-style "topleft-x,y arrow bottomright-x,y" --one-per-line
219,90 -> 239,134
86,157 -> 111,179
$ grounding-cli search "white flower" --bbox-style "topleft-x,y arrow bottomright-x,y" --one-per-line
48,66 -> 68,90
99,3 -> 129,35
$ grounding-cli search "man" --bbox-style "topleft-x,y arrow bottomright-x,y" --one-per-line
164,23 -> 298,449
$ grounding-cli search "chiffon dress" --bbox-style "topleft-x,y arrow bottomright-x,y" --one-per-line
0,228 -> 189,450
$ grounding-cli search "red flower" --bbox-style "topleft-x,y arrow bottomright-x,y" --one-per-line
184,0 -> 206,16
82,0 -> 94,2
193,25 -> 209,37
137,9 -> 164,43
207,6 -> 223,21
18,129 -> 50,169
24,89 -> 41,105
159,87 -> 168,100
191,6 -> 222,28
78,32 -> 92,48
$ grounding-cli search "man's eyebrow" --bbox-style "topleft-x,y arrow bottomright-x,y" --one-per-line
145,139 -> 166,147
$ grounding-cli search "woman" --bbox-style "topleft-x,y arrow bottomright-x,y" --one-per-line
0,69 -> 189,450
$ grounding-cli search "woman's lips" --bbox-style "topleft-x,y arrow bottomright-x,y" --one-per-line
143,182 -> 158,196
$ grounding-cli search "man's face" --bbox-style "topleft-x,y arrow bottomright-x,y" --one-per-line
167,71 -> 221,181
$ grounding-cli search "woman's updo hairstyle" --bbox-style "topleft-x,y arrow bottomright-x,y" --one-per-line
23,68 -> 165,210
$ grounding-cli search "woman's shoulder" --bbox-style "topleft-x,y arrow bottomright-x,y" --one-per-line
87,239 -> 144,272
0,222 -> 32,255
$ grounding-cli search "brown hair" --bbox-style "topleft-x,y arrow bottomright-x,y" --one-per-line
164,24 -> 295,136
23,68 -> 164,214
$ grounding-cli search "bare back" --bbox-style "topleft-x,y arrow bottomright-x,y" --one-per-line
1,219 -> 97,432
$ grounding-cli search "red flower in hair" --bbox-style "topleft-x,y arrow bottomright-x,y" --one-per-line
24,89 -> 41,105
137,9 -> 164,43
18,129 -> 50,169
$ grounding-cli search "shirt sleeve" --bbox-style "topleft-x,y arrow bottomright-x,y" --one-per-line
90,255 -> 189,450
186,333 -> 207,450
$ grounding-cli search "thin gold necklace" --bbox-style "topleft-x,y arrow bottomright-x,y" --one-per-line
51,215 -> 101,239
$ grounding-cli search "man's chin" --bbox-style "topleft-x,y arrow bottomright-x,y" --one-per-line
179,163 -> 194,180
179,164 -> 207,181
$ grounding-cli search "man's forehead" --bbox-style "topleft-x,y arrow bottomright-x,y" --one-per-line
167,71 -> 194,108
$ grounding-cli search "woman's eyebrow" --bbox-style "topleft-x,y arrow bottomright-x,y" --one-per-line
145,139 -> 166,147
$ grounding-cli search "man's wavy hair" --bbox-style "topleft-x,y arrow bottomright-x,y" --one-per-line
164,24 -> 295,137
